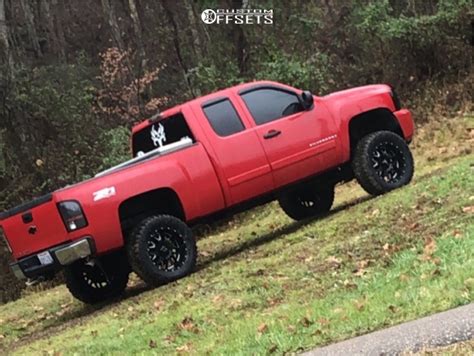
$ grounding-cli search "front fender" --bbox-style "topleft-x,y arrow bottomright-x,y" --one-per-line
323,84 -> 397,162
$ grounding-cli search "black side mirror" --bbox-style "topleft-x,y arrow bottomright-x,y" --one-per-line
300,90 -> 314,110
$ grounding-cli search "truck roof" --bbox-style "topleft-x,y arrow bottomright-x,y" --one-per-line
131,80 -> 290,134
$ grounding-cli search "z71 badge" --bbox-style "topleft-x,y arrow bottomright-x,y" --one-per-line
93,186 -> 116,201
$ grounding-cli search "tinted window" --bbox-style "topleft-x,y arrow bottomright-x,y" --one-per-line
203,99 -> 245,137
241,88 -> 303,125
132,113 -> 194,157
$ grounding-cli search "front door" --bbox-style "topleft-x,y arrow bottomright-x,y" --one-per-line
238,86 -> 339,188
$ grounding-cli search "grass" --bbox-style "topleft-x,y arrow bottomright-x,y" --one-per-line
408,339 -> 474,355
0,115 -> 473,355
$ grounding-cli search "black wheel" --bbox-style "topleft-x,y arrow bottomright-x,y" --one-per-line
127,215 -> 197,286
65,251 -> 129,304
352,130 -> 414,196
278,184 -> 334,221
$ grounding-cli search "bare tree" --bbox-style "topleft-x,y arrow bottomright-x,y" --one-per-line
161,0 -> 198,97
0,0 -> 14,71
101,0 -> 125,51
19,0 -> 42,57
51,0 -> 66,58
231,0 -> 248,75
40,0 -> 62,59
183,0 -> 203,61
128,0 -> 146,68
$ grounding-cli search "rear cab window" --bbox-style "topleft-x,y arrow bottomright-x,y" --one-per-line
132,113 -> 195,157
202,98 -> 245,137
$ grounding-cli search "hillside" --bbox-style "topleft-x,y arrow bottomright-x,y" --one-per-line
0,115 -> 473,354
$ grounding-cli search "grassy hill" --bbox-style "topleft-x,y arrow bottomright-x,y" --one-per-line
1,116 -> 473,355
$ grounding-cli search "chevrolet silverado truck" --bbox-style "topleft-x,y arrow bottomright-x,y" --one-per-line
0,81 -> 414,304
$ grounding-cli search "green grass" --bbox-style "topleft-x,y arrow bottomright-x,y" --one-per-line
409,339 -> 474,355
1,116 -> 473,355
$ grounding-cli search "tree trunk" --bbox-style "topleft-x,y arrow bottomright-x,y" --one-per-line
19,0 -> 42,57
183,0 -> 203,61
51,0 -> 66,59
128,0 -> 146,68
231,0 -> 248,75
101,0 -> 125,51
0,0 -> 14,72
40,0 -> 59,58
162,0 -> 198,98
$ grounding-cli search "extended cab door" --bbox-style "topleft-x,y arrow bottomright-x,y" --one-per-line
238,85 -> 339,188
190,95 -> 274,206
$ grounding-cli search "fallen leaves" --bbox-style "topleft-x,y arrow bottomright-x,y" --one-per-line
178,317 -> 199,334
257,323 -> 268,334
421,237 -> 437,261
199,250 -> 211,258
452,229 -> 463,239
153,299 -> 165,311
462,205 -> 474,213
325,256 -> 342,269
353,260 -> 370,277
399,273 -> 410,282
300,316 -> 313,327
176,343 -> 192,352
268,344 -> 278,353
353,300 -> 365,311
317,317 -> 330,326
212,294 -> 224,304
343,279 -> 357,289
464,278 -> 474,291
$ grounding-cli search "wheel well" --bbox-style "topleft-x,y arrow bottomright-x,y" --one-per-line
118,188 -> 185,236
349,108 -> 403,151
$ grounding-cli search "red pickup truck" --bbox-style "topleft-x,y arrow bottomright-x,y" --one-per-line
0,81 -> 414,303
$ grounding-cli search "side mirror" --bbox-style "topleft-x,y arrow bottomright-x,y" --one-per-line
300,90 -> 314,110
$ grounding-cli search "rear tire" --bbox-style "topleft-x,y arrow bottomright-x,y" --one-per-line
65,251 -> 129,304
352,131 -> 414,196
127,215 -> 197,286
279,185 -> 334,221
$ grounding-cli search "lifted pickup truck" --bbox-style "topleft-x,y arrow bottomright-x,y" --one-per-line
0,81 -> 414,303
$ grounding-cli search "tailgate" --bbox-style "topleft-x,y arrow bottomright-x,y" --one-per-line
0,194 -> 69,259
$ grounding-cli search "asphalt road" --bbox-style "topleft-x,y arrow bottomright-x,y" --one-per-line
304,303 -> 474,356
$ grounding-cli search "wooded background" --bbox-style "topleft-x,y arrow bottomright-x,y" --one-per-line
0,0 -> 472,303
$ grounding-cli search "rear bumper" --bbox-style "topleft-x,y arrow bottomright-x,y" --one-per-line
10,237 -> 94,280
394,109 -> 415,143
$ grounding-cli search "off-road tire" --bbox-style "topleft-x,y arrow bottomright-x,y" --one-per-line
127,215 -> 197,286
65,251 -> 129,304
278,184 -> 334,221
352,130 -> 414,196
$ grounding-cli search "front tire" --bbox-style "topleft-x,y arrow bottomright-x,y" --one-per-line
127,215 -> 197,286
278,185 -> 335,221
352,130 -> 414,196
65,251 -> 130,304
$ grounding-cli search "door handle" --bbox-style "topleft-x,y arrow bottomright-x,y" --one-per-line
263,129 -> 281,139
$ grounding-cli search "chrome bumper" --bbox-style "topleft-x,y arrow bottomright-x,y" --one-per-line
55,239 -> 92,265
10,237 -> 94,280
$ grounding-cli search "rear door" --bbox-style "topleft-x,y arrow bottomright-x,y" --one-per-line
193,95 -> 274,206
238,86 -> 339,188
